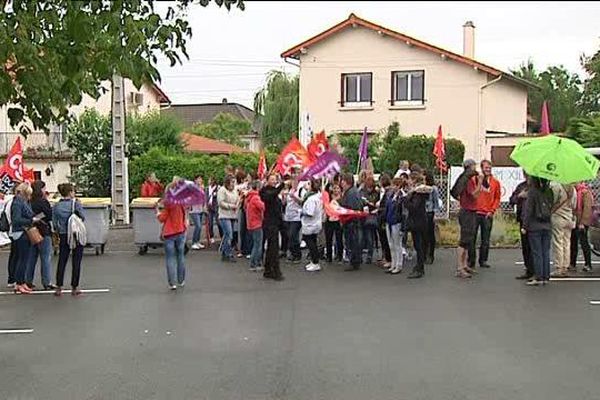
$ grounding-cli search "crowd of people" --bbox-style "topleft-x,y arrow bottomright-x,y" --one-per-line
152,160 -> 449,288
2,181 -> 86,295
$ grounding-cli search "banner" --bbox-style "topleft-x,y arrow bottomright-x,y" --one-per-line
257,150 -> 267,179
307,130 -> 329,162
449,166 -> 524,203
433,125 -> 447,172
276,138 -> 312,176
298,151 -> 347,182
322,190 -> 368,224
0,137 -> 34,195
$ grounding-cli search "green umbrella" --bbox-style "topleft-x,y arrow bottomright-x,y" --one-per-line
510,134 -> 600,183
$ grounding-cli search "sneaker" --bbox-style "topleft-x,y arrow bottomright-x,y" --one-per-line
390,267 -> 403,275
249,266 -> 258,272
515,273 -> 533,280
407,270 -> 424,279
199,243 -> 206,249
550,271 -> 567,278
583,265 -> 593,273
304,262 -> 315,271
191,243 -> 201,250
480,263 -> 491,269
210,238 -> 216,244
246,255 -> 251,259
526,278 -> 541,286
306,263 -> 321,272
169,285 -> 177,290
7,282 -> 15,289
178,281 -> 185,287
567,265 -> 577,272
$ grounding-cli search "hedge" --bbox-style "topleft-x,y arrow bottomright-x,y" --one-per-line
129,148 -> 277,197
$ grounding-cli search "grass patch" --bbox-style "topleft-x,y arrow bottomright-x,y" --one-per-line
437,213 -> 520,247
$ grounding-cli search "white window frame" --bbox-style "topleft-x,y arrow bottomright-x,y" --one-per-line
392,70 -> 424,106
343,73 -> 372,107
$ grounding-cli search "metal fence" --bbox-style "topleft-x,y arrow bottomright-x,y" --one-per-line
0,131 -> 69,155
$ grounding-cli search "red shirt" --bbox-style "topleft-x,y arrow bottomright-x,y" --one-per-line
245,190 -> 265,230
459,176 -> 479,211
157,205 -> 187,238
475,175 -> 501,215
141,180 -> 164,197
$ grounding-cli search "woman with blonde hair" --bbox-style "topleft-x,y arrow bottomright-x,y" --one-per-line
11,182 -> 34,294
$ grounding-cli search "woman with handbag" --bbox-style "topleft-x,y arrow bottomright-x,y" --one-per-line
360,176 -> 380,265
10,182 -> 35,294
53,183 -> 86,296
25,180 -> 55,290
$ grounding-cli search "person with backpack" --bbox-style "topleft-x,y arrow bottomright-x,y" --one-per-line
522,176 -> 554,286
550,181 -> 576,278
452,159 -> 481,279
53,183 -> 86,296
570,182 -> 594,273
25,180 -> 55,290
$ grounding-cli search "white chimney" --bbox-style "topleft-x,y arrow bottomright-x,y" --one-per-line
463,21 -> 475,59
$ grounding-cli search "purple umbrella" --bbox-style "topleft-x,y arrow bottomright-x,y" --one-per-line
164,180 -> 205,207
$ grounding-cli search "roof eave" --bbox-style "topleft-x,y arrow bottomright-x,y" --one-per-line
501,73 -> 542,90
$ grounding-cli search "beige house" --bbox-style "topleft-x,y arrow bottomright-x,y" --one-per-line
282,14 -> 534,162
0,80 -> 170,192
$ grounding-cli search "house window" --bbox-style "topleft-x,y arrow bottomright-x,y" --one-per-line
392,70 -> 424,105
341,73 -> 372,106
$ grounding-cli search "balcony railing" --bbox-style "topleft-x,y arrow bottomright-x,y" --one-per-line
0,131 -> 70,157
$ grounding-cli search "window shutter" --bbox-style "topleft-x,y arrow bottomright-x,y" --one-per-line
340,74 -> 345,107
390,71 -> 394,105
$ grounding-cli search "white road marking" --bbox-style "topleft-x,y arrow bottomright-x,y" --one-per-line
514,260 -> 600,265
0,288 -> 111,295
549,277 -> 600,282
589,301 -> 600,305
0,329 -> 34,334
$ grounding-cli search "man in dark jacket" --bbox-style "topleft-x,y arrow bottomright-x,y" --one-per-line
259,174 -> 285,281
510,173 -> 533,280
340,173 -> 363,271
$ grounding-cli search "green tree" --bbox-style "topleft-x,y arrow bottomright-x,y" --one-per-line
254,70 -> 299,151
190,112 -> 251,147
127,111 -> 183,157
0,0 -> 244,134
65,109 -> 112,197
511,61 -> 582,133
580,48 -> 600,115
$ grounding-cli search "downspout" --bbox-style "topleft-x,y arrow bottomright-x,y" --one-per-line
478,74 -> 502,160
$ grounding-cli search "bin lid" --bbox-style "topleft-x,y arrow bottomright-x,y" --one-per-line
48,197 -> 111,207
131,197 -> 160,208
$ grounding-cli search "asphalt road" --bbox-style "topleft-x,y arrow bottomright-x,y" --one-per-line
1,248 -> 600,400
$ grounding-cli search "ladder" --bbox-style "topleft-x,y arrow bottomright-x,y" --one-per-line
111,74 -> 130,225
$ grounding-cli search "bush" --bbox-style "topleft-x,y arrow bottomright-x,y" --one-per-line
129,147 -> 277,197
190,112 -> 252,148
127,111 -> 183,157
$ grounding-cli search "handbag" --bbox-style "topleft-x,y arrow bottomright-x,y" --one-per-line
26,226 -> 44,245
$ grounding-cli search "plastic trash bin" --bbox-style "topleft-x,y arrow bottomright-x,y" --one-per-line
131,198 -> 192,255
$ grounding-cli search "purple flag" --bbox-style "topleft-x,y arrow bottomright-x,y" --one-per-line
297,151 -> 348,181
164,180 -> 206,207
358,127 -> 368,170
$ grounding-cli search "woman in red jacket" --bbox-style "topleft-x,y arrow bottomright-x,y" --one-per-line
157,184 -> 188,290
141,173 -> 164,197
245,180 -> 265,272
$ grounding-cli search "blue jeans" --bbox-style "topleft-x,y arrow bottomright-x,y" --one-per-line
14,234 -> 32,285
190,212 -> 204,244
249,228 -> 264,268
164,233 -> 186,286
219,218 -> 235,258
529,230 -> 551,281
26,235 -> 53,287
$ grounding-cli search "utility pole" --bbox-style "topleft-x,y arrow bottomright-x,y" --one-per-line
111,74 -> 130,225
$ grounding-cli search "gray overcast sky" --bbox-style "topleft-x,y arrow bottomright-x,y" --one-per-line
156,1 -> 600,109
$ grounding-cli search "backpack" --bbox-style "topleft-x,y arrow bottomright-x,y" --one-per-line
450,170 -> 476,200
67,200 -> 87,249
534,188 -> 554,223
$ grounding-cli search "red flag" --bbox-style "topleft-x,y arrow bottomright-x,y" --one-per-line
432,125 -> 447,172
307,130 -> 329,161
321,190 -> 368,224
23,167 -> 35,183
276,138 -> 311,176
540,101 -> 550,136
4,137 -> 24,181
257,150 -> 267,180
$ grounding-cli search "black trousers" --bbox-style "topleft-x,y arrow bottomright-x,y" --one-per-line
378,223 -> 391,262
571,227 -> 592,267
520,228 -> 534,277
287,221 -> 302,259
280,221 -> 289,255
7,239 -> 17,284
411,229 -> 425,273
344,221 -> 362,268
263,225 -> 282,279
56,233 -> 83,288
423,211 -> 436,261
303,234 -> 319,264
469,214 -> 493,268
324,220 -> 343,261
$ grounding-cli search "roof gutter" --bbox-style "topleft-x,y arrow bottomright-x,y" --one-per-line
283,57 -> 300,68
477,75 -> 503,160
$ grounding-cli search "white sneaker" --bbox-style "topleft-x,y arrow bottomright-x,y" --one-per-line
246,255 -> 251,259
169,285 -> 177,290
306,263 -> 321,272
210,238 -> 215,244
305,262 -> 315,271
178,281 -> 185,287
199,243 -> 206,249
191,243 -> 201,250
7,283 -> 15,289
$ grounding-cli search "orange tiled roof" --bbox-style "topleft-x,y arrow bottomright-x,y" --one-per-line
181,132 -> 253,155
